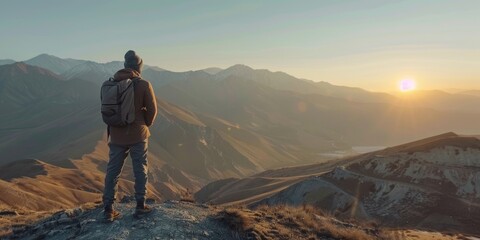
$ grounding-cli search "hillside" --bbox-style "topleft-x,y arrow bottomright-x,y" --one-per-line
0,97 -> 271,211
0,62 -> 96,109
197,133 -> 480,235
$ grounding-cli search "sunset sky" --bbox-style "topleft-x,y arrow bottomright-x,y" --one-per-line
1,0 -> 479,91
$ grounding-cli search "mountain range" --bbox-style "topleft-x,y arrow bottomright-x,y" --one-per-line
0,54 -> 479,236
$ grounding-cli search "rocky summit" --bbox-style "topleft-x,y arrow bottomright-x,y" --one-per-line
3,201 -> 234,240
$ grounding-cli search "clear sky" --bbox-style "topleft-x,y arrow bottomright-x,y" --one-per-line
1,0 -> 479,91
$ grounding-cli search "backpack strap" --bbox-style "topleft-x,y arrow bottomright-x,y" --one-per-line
126,77 -> 140,136
105,77 -> 116,142
132,77 -> 140,90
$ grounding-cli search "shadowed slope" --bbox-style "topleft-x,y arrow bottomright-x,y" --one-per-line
253,133 -> 480,235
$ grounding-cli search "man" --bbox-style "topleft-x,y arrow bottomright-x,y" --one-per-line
102,50 -> 157,222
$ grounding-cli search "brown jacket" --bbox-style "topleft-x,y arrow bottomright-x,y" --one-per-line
109,68 -> 157,145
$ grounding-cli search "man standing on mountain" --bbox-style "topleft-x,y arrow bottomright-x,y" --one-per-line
101,50 -> 157,222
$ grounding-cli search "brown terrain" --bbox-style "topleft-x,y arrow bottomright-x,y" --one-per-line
4,200 -> 468,240
197,133 -> 480,236
0,56 -> 479,238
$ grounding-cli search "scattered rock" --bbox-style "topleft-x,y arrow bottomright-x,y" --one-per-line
65,207 -> 83,217
47,229 -> 62,236
58,217 -> 73,224
165,200 -> 179,204
120,195 -> 135,203
3,202 -> 235,240
0,210 -> 18,216
42,220 -> 56,228
11,224 -> 26,234
32,224 -> 44,232
81,219 -> 96,225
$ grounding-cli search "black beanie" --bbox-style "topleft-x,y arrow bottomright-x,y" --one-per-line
124,50 -> 144,73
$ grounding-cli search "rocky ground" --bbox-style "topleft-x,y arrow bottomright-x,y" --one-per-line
2,201 -> 235,240
1,200 -> 474,240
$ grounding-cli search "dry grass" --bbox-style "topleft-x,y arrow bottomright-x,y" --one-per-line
215,204 -> 394,240
0,202 -> 100,238
0,210 -> 52,237
180,188 -> 195,203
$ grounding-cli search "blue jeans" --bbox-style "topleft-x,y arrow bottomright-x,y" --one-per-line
102,140 -> 148,206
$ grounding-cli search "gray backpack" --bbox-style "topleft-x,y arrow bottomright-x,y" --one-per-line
100,77 -> 138,127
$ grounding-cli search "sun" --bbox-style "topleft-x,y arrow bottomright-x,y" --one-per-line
399,78 -> 416,92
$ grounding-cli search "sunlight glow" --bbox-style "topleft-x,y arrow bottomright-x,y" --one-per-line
399,78 -> 416,92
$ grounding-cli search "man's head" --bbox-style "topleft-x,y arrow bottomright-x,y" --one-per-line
124,50 -> 143,73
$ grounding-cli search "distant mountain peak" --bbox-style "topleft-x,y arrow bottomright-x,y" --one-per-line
25,54 -> 86,74
215,64 -> 256,78
37,53 -> 54,57
29,53 -> 61,60
0,62 -> 58,77
226,64 -> 254,71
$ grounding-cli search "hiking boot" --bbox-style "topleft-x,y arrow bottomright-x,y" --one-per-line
133,205 -> 153,219
103,209 -> 121,223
